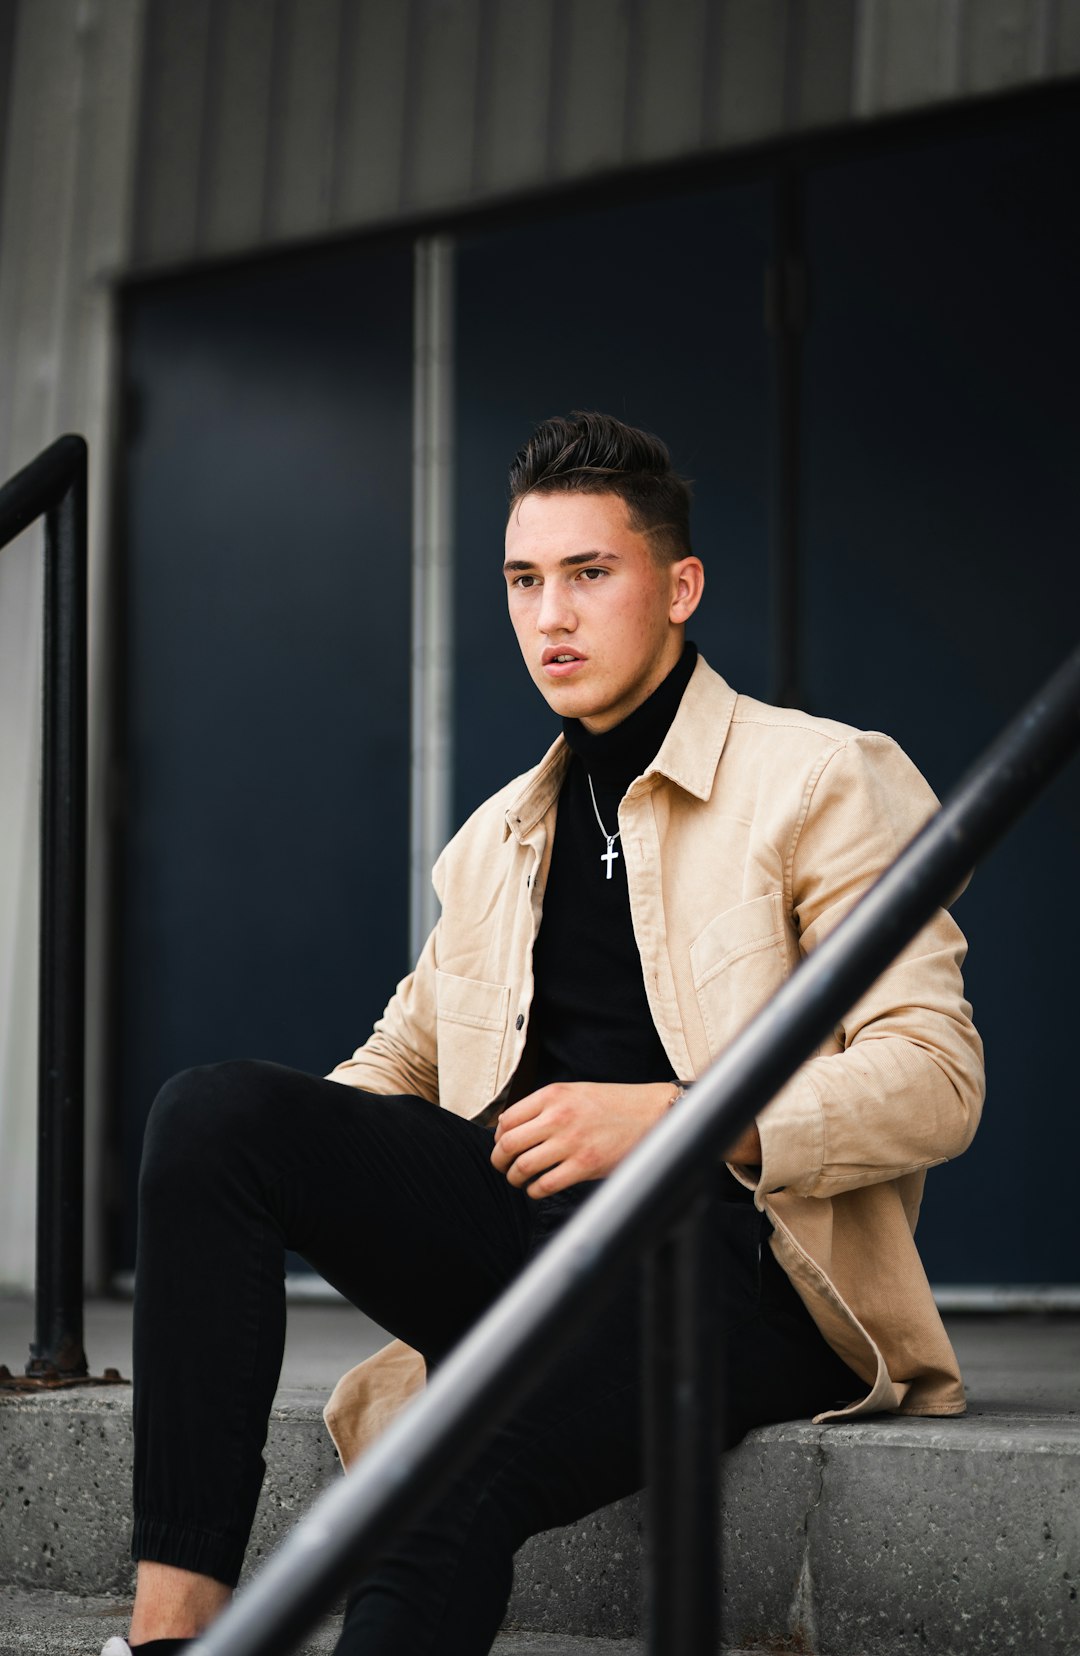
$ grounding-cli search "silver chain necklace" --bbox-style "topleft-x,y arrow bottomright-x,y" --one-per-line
586,773 -> 621,880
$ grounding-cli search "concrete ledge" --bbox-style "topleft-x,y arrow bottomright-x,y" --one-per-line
0,1587 -> 335,1655
512,1413 -> 1080,1653
2,1386 -> 1078,1654
0,1588 -> 647,1656
0,1386 -> 340,1599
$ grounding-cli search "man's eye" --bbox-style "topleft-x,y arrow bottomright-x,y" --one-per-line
579,567 -> 607,581
513,574 -> 539,588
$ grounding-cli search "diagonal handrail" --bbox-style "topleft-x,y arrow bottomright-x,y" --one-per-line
192,641 -> 1080,1656
0,436 -> 89,1382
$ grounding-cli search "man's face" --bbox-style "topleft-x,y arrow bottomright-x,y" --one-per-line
503,491 -> 703,733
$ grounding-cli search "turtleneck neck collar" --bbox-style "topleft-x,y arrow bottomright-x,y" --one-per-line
561,641 -> 698,788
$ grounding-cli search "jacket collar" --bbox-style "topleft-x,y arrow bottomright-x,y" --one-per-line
640,655 -> 737,801
503,655 -> 737,840
503,738 -> 570,842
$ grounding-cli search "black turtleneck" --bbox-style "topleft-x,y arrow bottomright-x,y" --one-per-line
529,642 -> 698,1091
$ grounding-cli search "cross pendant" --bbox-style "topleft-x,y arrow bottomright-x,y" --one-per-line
601,837 -> 619,879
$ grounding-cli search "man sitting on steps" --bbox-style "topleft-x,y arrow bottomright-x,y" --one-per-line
104,410 -> 984,1656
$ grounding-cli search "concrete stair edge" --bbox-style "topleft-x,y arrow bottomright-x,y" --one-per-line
0,1588 -> 662,1656
2,1386 -> 1078,1655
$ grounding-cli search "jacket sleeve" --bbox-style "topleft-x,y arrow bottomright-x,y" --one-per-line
325,917 -> 441,1104
752,731 -> 985,1201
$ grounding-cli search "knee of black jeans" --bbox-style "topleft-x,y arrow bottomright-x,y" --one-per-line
139,1059 -> 277,1195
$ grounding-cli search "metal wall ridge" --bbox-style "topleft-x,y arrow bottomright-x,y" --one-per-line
126,0 -> 1080,274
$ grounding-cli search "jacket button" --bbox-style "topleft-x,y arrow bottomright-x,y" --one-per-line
515,1014 -> 525,1030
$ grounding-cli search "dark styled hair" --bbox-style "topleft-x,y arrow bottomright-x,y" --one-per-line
507,411 -> 693,562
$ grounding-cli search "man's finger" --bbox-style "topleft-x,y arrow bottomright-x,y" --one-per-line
526,1162 -> 577,1199
503,1143 -> 563,1188
493,1087 -> 552,1140
490,1114 -> 551,1169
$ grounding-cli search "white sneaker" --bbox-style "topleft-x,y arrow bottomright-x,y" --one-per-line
100,1640 -> 132,1656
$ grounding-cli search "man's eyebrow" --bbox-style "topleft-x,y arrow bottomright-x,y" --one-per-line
502,550 -> 621,573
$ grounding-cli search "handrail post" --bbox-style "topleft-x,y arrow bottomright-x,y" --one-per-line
0,435 -> 90,1383
644,1184 -> 720,1655
27,442 -> 90,1378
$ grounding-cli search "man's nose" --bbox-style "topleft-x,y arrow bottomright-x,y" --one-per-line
537,582 -> 575,633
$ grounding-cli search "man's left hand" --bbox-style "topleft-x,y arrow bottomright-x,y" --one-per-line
491,1080 -> 764,1197
490,1080 -> 674,1198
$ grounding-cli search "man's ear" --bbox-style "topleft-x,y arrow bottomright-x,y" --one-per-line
669,556 -> 705,625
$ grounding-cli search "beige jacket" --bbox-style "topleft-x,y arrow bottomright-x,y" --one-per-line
325,657 -> 984,1466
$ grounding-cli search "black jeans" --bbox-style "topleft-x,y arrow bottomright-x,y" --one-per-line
133,1060 -> 858,1655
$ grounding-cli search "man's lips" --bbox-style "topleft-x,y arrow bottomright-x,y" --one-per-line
541,647 -> 587,678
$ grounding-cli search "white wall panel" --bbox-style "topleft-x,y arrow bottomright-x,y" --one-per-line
632,0 -> 709,162
264,0 -> 342,240
855,0 -> 960,114
198,0 -> 277,255
478,0 -> 555,194
552,0 -> 631,176
1060,0 -> 1080,71
1028,0 -> 1060,73
709,0 -> 789,145
132,0 -> 212,265
405,0 -> 483,206
0,1 -> 16,219
797,0 -> 858,127
963,0 -> 1044,90
333,0 -> 414,224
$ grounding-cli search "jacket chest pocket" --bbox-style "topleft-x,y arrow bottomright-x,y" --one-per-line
690,892 -> 794,1058
435,970 -> 511,1118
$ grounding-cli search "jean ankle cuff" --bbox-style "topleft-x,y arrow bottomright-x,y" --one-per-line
132,1514 -> 245,1589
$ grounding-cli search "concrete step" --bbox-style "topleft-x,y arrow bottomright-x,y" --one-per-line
1,1316 -> 1078,1656
0,1590 -> 647,1655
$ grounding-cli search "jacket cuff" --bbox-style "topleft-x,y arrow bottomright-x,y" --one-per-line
752,1068 -> 826,1197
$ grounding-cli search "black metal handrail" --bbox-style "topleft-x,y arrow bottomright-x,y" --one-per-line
0,436 -> 89,1382
191,641 -> 1080,1656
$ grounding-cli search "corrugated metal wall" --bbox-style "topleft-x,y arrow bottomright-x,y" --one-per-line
127,0 -> 1080,271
